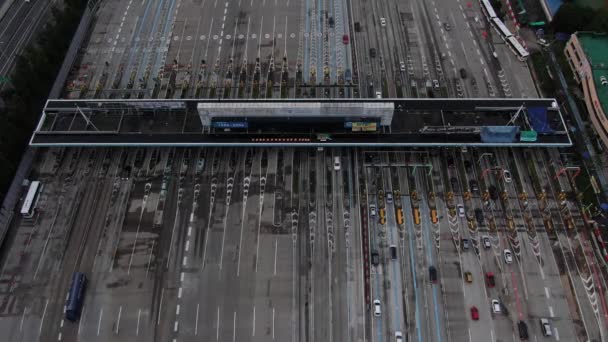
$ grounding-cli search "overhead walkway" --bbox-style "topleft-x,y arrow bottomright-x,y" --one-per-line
30,98 -> 572,147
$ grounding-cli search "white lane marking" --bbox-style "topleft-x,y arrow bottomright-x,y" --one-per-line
272,307 -> 275,339
185,240 -> 190,252
491,329 -> 496,342
60,320 -> 64,328
58,333 -> 62,341
183,256 -> 188,266
216,306 -> 221,341
157,288 -> 164,325
146,240 -> 155,277
459,4 -> 463,10
115,306 -> 122,334
480,58 -> 485,65
445,42 -> 449,50
178,287 -> 183,299
20,306 -> 27,331
469,31 -> 473,37
274,238 -> 278,275
195,304 -> 200,335
176,304 -> 181,316
252,306 -> 256,336
545,287 -> 550,298
136,309 -> 141,336
473,40 -> 478,47
174,321 -> 179,332
476,48 -> 480,55
188,226 -> 192,237
468,328 -> 472,342
549,306 -> 554,317
466,22 -> 470,28
39,299 -> 49,337
554,328 -> 559,340
78,306 -> 86,334
97,308 -> 103,336
233,311 -> 237,342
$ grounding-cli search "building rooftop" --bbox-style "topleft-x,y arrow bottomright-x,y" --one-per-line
577,32 -> 608,118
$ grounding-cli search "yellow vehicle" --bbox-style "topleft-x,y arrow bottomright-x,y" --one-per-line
397,208 -> 404,225
413,208 -> 421,225
431,209 -> 438,224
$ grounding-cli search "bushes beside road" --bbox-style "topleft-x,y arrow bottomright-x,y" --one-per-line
0,0 -> 86,201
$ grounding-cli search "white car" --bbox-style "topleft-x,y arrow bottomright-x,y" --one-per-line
375,91 -> 382,99
491,299 -> 501,313
399,61 -> 406,72
540,318 -> 552,336
373,299 -> 381,316
334,156 -> 341,171
380,17 -> 386,26
503,169 -> 512,183
482,236 -> 491,249
387,192 -> 393,203
503,249 -> 513,264
370,204 -> 377,217
457,204 -> 465,217
395,331 -> 403,342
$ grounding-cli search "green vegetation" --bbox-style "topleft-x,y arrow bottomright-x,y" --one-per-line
530,52 -> 557,97
552,3 -> 608,33
0,0 -> 86,201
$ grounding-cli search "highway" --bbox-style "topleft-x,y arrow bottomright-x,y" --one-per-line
0,0 -> 605,341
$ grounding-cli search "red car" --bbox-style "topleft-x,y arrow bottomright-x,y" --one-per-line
470,306 -> 479,320
342,34 -> 349,44
486,272 -> 495,288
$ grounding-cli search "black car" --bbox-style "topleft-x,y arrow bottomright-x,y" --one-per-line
371,251 -> 379,266
447,156 -> 455,168
469,179 -> 479,192
459,68 -> 467,78
390,245 -> 397,260
475,208 -> 484,224
328,17 -> 335,27
488,185 -> 498,200
370,48 -> 377,58
355,22 -> 361,32
517,321 -> 529,340
429,266 -> 438,283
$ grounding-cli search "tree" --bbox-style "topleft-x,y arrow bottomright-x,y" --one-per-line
552,3 -> 595,34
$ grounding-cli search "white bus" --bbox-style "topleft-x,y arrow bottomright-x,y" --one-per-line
507,36 -> 530,61
480,0 -> 497,19
20,181 -> 42,218
491,18 -> 513,41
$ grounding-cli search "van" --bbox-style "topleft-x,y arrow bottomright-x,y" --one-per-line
517,321 -> 529,340
462,238 -> 470,250
390,245 -> 397,260
540,318 -> 552,336
334,156 -> 341,171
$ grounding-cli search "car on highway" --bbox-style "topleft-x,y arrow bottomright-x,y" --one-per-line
370,48 -> 376,58
342,34 -> 349,44
464,160 -> 472,172
371,251 -> 379,266
470,306 -> 479,320
482,235 -> 491,249
375,91 -> 382,98
429,266 -> 438,283
380,17 -> 386,26
444,22 -> 452,31
400,61 -> 406,72
492,299 -> 501,313
386,192 -> 393,203
334,156 -> 341,170
503,169 -> 512,182
370,204 -> 377,217
462,238 -> 470,250
464,271 -> 473,283
540,318 -> 552,336
503,249 -> 513,264
486,272 -> 495,287
355,22 -> 361,32
450,177 -> 459,191
329,16 -> 334,27
488,185 -> 498,200
432,79 -> 440,89
460,68 -> 467,78
457,204 -> 465,217
447,156 -> 455,168
395,331 -> 404,342
373,299 -> 381,316
390,245 -> 397,259
518,321 -> 529,340
469,179 -> 479,192
475,208 -> 484,225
